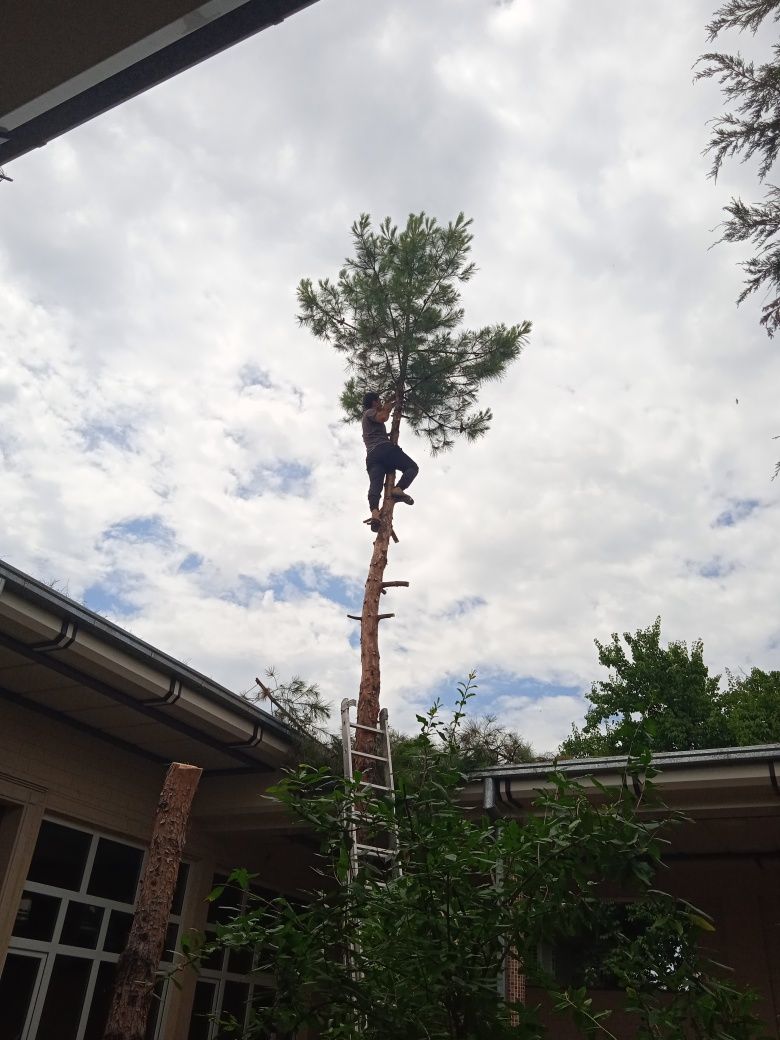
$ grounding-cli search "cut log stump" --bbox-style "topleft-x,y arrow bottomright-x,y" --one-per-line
102,762 -> 202,1040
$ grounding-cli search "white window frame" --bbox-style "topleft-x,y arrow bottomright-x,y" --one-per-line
189,874 -> 277,1040
6,814 -> 188,1040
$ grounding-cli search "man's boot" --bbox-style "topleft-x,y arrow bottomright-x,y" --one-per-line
391,488 -> 414,506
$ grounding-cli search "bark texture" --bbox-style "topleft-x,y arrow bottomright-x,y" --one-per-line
355,480 -> 396,758
103,762 -> 202,1040
355,400 -> 403,760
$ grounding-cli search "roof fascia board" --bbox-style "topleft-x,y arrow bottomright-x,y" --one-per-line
1,0 -> 250,131
0,625 -> 269,770
465,757 -> 780,814
0,560 -> 294,745
474,744 -> 780,781
0,0 -> 319,165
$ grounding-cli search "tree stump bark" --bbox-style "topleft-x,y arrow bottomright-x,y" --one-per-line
102,762 -> 202,1040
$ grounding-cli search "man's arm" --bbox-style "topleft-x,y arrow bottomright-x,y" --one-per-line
375,400 -> 393,422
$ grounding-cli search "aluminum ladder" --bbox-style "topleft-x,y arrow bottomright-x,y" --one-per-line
340,698 -> 401,882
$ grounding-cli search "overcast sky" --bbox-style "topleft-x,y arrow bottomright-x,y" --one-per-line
2,0 -> 779,753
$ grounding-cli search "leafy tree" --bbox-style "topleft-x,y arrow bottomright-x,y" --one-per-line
183,690 -> 761,1040
560,618 -> 726,757
297,213 -> 530,755
696,1 -> 780,338
720,666 -> 780,744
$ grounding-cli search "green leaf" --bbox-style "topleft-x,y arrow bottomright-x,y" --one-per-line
688,912 -> 717,933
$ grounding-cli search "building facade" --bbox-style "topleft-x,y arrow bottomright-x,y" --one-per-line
465,748 -> 780,1037
2,556 -> 779,1037
0,560 -> 313,1040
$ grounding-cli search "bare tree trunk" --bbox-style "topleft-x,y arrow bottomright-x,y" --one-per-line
355,481 -> 397,759
103,762 -> 202,1040
355,391 -> 404,760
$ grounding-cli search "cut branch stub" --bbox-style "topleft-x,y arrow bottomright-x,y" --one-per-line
381,581 -> 410,588
348,613 -> 395,621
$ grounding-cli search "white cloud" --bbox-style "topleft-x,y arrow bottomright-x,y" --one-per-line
1,0 -> 779,754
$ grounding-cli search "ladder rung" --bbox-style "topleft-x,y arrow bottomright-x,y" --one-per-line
350,722 -> 382,733
350,749 -> 389,762
356,843 -> 394,857
358,780 -> 391,791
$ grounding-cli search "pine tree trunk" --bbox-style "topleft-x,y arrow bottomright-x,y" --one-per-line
355,480 -> 396,758
355,391 -> 404,760
102,762 -> 202,1040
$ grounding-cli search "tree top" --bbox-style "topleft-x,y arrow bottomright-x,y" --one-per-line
297,211 -> 531,453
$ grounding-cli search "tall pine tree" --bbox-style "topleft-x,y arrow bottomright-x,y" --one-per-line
297,213 -> 530,752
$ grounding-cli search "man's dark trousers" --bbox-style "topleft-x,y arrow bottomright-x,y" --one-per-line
366,443 -> 419,510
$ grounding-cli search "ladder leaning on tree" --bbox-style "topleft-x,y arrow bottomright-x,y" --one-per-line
340,697 -> 401,882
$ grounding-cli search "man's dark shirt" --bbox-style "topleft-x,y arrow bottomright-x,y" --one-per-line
362,407 -> 390,456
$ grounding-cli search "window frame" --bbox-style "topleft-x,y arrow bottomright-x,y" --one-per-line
188,873 -> 279,1040
5,814 -> 189,1040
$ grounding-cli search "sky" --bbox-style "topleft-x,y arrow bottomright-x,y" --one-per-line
2,0 -> 779,754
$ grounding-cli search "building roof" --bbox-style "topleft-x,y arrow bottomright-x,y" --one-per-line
463,743 -> 780,848
475,743 -> 780,782
0,0 -> 319,166
0,558 -> 297,774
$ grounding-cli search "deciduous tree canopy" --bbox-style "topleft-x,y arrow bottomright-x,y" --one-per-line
561,617 -> 780,757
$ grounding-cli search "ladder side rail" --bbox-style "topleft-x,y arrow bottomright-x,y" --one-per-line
379,707 -> 402,876
340,698 -> 360,882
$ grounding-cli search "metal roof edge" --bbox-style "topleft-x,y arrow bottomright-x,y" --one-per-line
470,743 -> 780,783
0,558 -> 296,745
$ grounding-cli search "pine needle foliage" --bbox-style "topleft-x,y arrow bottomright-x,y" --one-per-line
297,213 -> 531,453
696,1 -> 780,336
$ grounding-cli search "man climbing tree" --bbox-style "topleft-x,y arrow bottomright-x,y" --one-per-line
362,391 -> 418,531
297,212 -> 531,752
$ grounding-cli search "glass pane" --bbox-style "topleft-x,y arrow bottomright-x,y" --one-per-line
81,960 -> 115,1040
27,820 -> 91,891
35,954 -> 92,1040
188,980 -> 217,1040
87,837 -> 143,904
160,920 -> 179,963
60,901 -> 105,949
171,862 -> 190,916
0,951 -> 42,1040
13,890 -> 61,941
227,944 -> 253,976
252,987 -> 280,1040
218,981 -> 250,1038
201,944 -> 225,973
207,875 -> 243,926
103,909 -> 134,954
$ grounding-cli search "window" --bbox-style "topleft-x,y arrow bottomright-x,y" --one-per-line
542,900 -> 685,991
0,817 -> 189,1040
0,950 -> 46,1040
187,875 -> 279,1040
